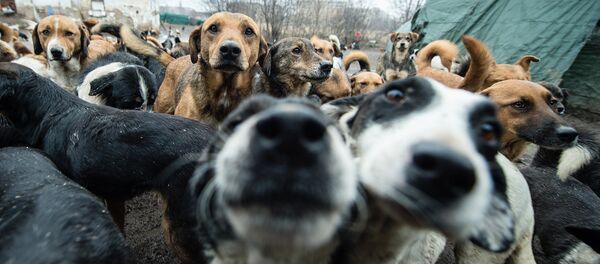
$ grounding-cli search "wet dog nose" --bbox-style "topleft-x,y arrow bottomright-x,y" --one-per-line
255,110 -> 327,153
319,61 -> 333,75
50,48 -> 63,59
557,105 -> 566,115
408,142 -> 476,201
220,41 -> 241,59
556,126 -> 578,143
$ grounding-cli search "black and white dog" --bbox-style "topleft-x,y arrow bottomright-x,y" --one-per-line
0,62 -> 214,230
77,52 -> 157,110
322,78 -> 519,263
0,147 -> 131,264
162,95 -> 358,264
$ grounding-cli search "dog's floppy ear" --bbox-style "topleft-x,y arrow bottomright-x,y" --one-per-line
410,32 -> 420,42
189,26 -> 202,64
262,44 -> 278,77
78,23 -> 90,59
88,72 -> 117,96
258,36 -> 268,66
468,159 -> 515,253
389,32 -> 398,42
514,55 -> 539,73
32,24 -> 43,55
565,226 -> 600,253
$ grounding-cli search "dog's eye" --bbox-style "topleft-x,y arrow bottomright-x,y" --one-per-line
292,47 -> 302,54
549,99 -> 558,106
41,29 -> 51,36
64,31 -> 75,37
208,25 -> 218,33
360,82 -> 367,87
511,101 -> 528,110
315,48 -> 322,53
244,28 -> 254,36
385,89 -> 405,103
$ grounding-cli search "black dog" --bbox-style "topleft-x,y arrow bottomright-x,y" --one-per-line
77,52 -> 158,111
0,147 -> 132,264
520,158 -> 600,263
0,62 -> 214,229
161,95 -> 358,264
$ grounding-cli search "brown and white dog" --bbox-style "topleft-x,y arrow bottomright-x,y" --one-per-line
344,51 -> 384,95
12,15 -> 90,91
154,12 -> 267,127
310,35 -> 350,103
416,35 -> 539,92
376,32 -> 419,81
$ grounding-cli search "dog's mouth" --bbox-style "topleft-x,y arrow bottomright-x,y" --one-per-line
303,72 -> 330,82
49,56 -> 72,62
213,61 -> 245,72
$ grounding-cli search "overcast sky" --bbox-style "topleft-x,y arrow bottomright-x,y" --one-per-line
159,0 -> 396,15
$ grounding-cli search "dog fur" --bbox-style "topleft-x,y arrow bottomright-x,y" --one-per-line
322,78 -> 515,263
76,52 -> 157,110
154,12 -> 268,127
310,36 -> 350,103
0,62 -> 214,231
376,32 -> 419,81
0,147 -> 132,264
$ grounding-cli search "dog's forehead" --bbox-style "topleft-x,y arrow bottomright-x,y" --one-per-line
39,16 -> 77,31
204,12 -> 258,30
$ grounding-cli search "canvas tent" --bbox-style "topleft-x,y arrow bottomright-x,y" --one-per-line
408,0 -> 600,114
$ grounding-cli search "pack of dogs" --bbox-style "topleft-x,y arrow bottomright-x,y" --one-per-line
0,11 -> 599,264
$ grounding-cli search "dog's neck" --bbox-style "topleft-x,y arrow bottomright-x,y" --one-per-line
196,61 -> 257,124
47,56 -> 82,92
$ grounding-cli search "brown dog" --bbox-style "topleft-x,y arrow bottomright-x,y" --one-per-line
416,35 -> 539,92
310,36 -> 349,103
253,37 -> 332,98
343,51 -> 384,95
479,80 -> 578,160
376,32 -> 419,81
311,35 -> 342,63
154,12 -> 268,127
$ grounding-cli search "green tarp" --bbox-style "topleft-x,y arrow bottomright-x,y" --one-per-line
410,0 -> 600,114
160,13 -> 203,25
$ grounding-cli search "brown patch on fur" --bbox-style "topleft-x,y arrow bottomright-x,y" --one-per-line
479,80 -> 561,160
350,71 -> 384,95
0,41 -> 17,62
482,55 -> 539,88
416,35 -> 494,92
86,38 -> 119,63
156,12 -> 268,127
313,68 -> 351,103
83,17 -> 99,32
344,51 -> 371,71
253,37 -> 332,98
0,23 -> 14,43
376,32 -> 419,81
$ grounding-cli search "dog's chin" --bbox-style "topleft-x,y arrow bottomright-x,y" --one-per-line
529,135 -> 578,150
225,205 -> 342,250
303,72 -> 330,83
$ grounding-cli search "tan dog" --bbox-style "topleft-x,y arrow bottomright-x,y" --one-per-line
376,32 -> 419,81
416,35 -> 539,92
154,12 -> 267,127
12,15 -> 90,91
479,80 -> 578,160
310,36 -> 349,102
344,51 -> 384,95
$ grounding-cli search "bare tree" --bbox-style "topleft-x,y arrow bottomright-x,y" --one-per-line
390,0 -> 425,27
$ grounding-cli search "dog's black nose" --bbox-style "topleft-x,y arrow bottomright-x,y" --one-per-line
557,105 -> 566,115
319,61 -> 333,75
556,126 -> 578,143
220,41 -> 242,59
255,109 -> 327,153
408,142 -> 476,201
50,48 -> 63,59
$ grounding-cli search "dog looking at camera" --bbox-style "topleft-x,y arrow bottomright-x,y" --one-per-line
322,78 -> 520,263
160,95 -> 358,264
376,32 -> 419,81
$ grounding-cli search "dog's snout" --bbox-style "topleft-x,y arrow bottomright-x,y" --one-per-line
556,126 -> 578,143
219,41 -> 242,59
319,61 -> 333,75
557,105 -> 566,115
409,142 -> 476,201
50,48 -> 63,59
255,110 -> 327,152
